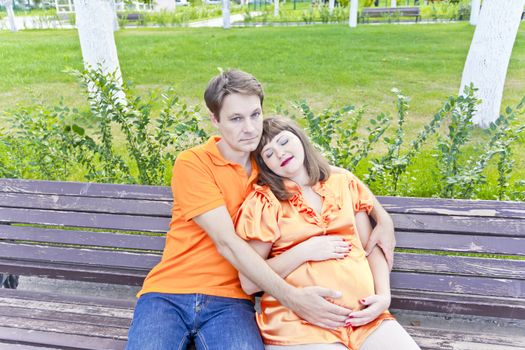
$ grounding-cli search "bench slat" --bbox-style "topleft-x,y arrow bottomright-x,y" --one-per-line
394,252 -> 525,279
0,288 -> 136,309
0,192 -> 172,216
391,289 -> 525,320
396,231 -> 525,256
0,178 -> 171,201
0,305 -> 131,328
0,324 -> 126,350
0,225 -> 165,251
405,325 -> 525,350
391,272 -> 524,298
0,207 -> 170,232
391,213 -> 525,237
380,196 -> 525,219
0,243 -> 160,270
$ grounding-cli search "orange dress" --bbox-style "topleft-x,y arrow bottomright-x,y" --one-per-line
235,173 -> 394,350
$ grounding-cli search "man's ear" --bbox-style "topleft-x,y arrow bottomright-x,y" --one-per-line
209,111 -> 219,128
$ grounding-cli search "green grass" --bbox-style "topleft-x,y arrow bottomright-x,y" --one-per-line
0,23 -> 524,195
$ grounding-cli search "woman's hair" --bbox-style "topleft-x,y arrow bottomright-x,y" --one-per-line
255,117 -> 331,200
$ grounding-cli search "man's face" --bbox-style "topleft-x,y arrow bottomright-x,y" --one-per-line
212,93 -> 263,155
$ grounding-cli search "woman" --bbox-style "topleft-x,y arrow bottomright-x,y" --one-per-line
235,118 -> 420,350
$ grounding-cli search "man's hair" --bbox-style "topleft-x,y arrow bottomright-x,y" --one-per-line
204,69 -> 264,121
255,117 -> 331,200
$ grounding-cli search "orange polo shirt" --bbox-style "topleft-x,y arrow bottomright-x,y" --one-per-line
138,136 -> 258,300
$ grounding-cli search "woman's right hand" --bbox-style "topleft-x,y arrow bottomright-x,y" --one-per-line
296,235 -> 351,262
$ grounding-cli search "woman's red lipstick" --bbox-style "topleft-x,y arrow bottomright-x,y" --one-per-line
281,156 -> 293,167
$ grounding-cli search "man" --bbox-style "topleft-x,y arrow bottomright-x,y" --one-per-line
127,70 -> 396,349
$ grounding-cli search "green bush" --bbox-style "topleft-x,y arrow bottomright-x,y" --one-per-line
2,69 -> 524,201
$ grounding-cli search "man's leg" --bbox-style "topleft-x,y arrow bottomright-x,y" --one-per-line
195,295 -> 264,350
126,293 -> 194,350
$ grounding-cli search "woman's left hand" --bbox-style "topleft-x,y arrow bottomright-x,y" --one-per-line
345,294 -> 391,327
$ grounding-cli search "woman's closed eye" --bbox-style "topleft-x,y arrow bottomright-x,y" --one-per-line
279,138 -> 288,146
264,150 -> 273,158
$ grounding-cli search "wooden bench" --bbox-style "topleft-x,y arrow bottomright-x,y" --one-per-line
360,7 -> 421,23
117,13 -> 145,23
1,178 -> 524,349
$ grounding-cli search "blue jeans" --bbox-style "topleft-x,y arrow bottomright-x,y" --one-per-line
126,293 -> 264,350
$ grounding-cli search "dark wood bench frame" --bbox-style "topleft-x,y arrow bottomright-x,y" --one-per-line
1,178 -> 524,349
360,6 -> 421,23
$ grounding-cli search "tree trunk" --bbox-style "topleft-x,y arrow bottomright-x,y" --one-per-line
73,0 -> 125,102
2,0 -> 18,32
110,0 -> 119,31
459,0 -> 525,128
222,0 -> 230,29
274,0 -> 279,17
329,0 -> 334,15
469,0 -> 480,25
349,0 -> 358,27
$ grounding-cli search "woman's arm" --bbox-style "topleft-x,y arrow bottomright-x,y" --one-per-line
239,236 -> 351,295
346,211 -> 391,327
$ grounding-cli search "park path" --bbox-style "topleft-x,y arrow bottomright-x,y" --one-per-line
0,12 -> 261,30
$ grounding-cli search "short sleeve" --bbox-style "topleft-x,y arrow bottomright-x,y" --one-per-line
348,173 -> 374,214
172,151 -> 225,221
235,188 -> 281,243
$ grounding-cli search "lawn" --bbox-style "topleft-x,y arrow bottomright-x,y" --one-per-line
0,22 -> 524,196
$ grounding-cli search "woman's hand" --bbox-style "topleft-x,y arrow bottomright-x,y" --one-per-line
296,235 -> 351,262
345,294 -> 391,327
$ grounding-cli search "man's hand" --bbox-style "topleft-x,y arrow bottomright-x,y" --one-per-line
281,286 -> 352,330
364,220 -> 396,270
346,294 -> 391,327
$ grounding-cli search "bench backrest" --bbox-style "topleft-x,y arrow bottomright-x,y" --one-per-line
1,179 -> 523,319
362,7 -> 420,17
0,179 -> 169,285
382,196 -> 525,319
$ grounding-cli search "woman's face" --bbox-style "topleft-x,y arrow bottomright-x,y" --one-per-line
260,130 -> 306,181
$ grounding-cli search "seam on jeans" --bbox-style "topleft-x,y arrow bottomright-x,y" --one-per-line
177,332 -> 190,350
195,331 -> 209,350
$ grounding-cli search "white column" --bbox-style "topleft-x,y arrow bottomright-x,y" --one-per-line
391,0 -> 396,7
274,0 -> 279,17
1,0 -> 18,32
459,0 -> 525,128
329,0 -> 335,15
349,0 -> 358,27
222,0 -> 230,29
469,0 -> 480,26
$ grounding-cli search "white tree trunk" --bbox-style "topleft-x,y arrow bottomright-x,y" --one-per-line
329,0 -> 334,15
391,0 -> 396,7
349,0 -> 358,27
1,0 -> 18,32
74,0 -> 125,103
274,0 -> 279,17
110,0 -> 119,31
469,0 -> 480,25
156,0 -> 176,11
459,0 -> 525,128
222,0 -> 230,29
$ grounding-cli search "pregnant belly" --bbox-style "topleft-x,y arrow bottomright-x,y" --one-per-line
285,257 -> 375,311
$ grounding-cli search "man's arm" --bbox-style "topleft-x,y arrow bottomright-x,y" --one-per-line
330,165 -> 396,270
367,196 -> 396,270
239,236 -> 351,295
193,206 -> 352,329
